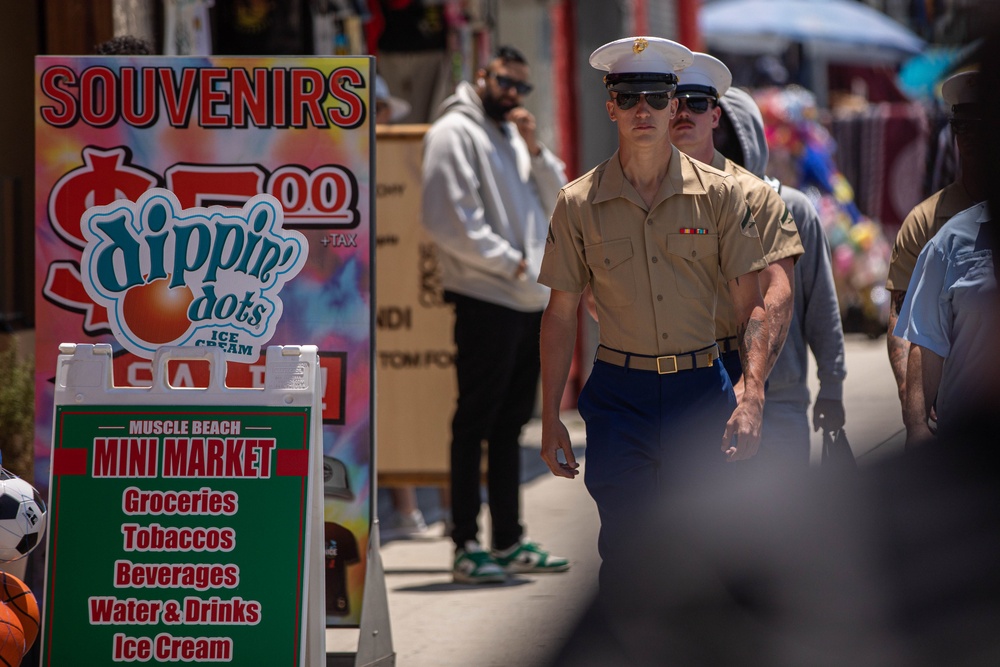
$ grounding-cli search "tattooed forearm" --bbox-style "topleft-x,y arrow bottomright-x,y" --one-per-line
888,333 -> 909,380
739,317 -> 766,355
738,316 -> 767,382
889,335 -> 909,403
767,322 -> 787,368
758,260 -> 794,378
887,290 -> 909,405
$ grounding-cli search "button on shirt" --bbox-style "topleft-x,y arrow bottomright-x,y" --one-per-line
538,146 -> 767,356
894,202 -> 995,430
710,151 -> 804,339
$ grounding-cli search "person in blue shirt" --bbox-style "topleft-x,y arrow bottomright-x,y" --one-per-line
894,201 -> 996,446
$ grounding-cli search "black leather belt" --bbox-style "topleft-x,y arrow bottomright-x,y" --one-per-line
595,345 -> 720,374
716,336 -> 739,354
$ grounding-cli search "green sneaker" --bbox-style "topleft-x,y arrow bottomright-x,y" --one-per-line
453,541 -> 506,584
492,540 -> 570,573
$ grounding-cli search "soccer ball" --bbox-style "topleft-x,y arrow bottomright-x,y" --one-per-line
0,470 -> 46,563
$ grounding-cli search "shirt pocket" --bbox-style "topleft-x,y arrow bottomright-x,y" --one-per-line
951,251 -> 996,312
585,238 -> 636,307
667,233 -> 719,299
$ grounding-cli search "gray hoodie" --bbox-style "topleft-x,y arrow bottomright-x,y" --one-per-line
719,88 -> 846,404
421,81 -> 566,311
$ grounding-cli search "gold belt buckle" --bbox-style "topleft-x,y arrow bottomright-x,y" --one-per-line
656,355 -> 678,374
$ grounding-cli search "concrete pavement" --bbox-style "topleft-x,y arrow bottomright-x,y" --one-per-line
329,333 -> 904,666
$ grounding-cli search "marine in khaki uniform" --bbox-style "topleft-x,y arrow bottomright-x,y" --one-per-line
537,36 -> 769,589
670,53 -> 804,388
886,70 -> 983,424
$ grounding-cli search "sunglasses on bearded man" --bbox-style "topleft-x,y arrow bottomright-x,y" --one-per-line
488,71 -> 534,95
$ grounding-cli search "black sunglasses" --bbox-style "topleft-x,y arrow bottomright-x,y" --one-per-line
676,97 -> 714,114
489,72 -> 533,95
613,92 -> 672,111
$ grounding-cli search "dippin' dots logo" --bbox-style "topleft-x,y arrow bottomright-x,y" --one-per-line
80,189 -> 308,362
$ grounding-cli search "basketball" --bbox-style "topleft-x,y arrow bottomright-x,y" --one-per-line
0,574 -> 37,651
0,603 -> 24,666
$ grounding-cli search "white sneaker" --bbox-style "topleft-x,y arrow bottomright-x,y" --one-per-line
395,509 -> 428,535
492,540 -> 570,573
453,541 -> 506,584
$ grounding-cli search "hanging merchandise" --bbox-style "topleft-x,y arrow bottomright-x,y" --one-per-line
444,1 -> 473,84
343,12 -> 365,53
377,0 -> 449,53
214,0 -> 313,55
312,0 -> 338,55
164,0 -> 214,55
438,0 -> 494,87
755,85 -> 892,336
311,0 -> 368,56
374,1 -> 453,123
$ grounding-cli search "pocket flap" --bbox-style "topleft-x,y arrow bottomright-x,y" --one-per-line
667,234 -> 718,261
585,238 -> 634,270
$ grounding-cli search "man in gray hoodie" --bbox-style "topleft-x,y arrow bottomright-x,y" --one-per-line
715,87 -> 847,464
421,45 -> 568,583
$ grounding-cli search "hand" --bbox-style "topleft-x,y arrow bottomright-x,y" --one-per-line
721,397 -> 763,462
904,421 -> 935,450
732,378 -> 745,406
812,398 -> 845,432
508,107 -> 540,155
541,418 -> 580,479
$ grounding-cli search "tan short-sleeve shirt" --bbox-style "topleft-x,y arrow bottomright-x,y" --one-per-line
711,152 -> 804,339
885,182 -> 977,292
538,146 -> 767,356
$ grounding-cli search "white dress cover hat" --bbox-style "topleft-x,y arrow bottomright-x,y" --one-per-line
589,36 -> 693,94
941,70 -> 980,118
676,52 -> 733,100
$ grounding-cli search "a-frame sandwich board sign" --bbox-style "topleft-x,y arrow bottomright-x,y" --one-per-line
42,343 -> 324,666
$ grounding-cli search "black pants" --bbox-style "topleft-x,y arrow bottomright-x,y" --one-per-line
446,291 -> 542,551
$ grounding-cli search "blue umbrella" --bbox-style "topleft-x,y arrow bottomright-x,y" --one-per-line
700,0 -> 926,63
